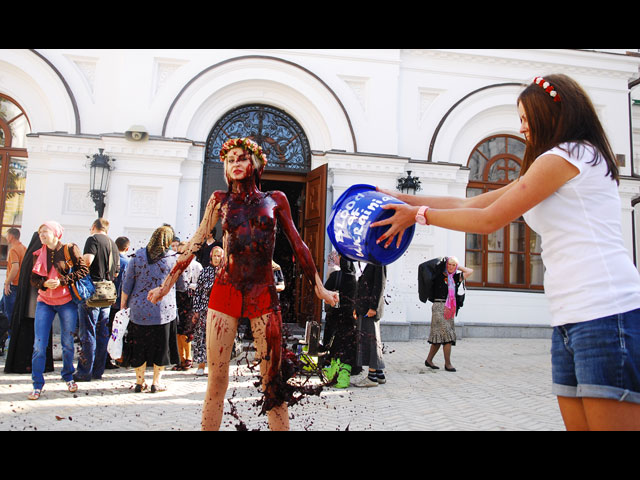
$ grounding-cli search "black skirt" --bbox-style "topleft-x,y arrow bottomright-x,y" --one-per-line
126,319 -> 179,368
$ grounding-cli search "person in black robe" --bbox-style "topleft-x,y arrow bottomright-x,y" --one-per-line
3,232 -> 55,374
321,254 -> 357,385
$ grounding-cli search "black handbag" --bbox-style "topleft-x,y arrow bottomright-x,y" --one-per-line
455,278 -> 466,313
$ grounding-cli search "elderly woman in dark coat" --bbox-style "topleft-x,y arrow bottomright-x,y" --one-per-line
424,256 -> 473,372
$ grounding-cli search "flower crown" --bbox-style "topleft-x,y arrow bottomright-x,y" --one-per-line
219,137 -> 268,165
533,76 -> 561,102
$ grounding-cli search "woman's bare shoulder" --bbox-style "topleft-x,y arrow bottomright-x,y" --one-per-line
268,190 -> 288,203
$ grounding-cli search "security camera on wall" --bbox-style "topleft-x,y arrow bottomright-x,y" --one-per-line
125,125 -> 149,142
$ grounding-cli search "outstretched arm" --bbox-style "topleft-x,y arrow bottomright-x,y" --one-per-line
372,154 -> 579,247
148,192 -> 222,303
273,191 -> 338,307
377,178 -> 519,210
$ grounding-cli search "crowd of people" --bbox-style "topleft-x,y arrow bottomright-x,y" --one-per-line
0,218 -> 241,396
0,213 -> 405,400
1,73 -> 639,431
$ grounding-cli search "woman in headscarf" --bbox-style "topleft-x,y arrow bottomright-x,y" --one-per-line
191,245 -> 224,376
120,225 -> 187,393
28,221 -> 89,400
424,256 -> 473,372
4,232 -> 50,374
147,137 -> 338,430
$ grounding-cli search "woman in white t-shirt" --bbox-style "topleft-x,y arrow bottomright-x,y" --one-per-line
372,74 -> 640,430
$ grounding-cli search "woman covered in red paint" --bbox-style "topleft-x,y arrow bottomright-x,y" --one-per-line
148,137 -> 338,430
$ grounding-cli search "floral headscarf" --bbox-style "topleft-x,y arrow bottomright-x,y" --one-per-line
146,226 -> 174,264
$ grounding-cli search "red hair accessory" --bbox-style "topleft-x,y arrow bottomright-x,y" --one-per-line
533,77 -> 561,102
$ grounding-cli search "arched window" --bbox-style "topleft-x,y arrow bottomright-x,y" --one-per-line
201,104 -> 311,215
0,94 -> 30,267
465,134 -> 543,290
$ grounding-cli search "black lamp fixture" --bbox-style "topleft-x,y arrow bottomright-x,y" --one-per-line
396,170 -> 421,195
87,148 -> 115,218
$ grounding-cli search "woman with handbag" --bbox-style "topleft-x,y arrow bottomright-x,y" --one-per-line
424,256 -> 473,372
29,221 -> 89,400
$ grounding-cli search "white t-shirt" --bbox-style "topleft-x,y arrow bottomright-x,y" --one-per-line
523,142 -> 640,327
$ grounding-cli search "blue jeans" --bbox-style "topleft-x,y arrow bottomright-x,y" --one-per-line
1,284 -> 17,323
551,308 -> 640,404
75,302 -> 111,380
32,300 -> 78,390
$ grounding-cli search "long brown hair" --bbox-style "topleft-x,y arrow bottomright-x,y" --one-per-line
517,74 -> 619,184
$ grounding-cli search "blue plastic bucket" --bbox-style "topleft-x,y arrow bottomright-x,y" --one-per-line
327,184 -> 415,265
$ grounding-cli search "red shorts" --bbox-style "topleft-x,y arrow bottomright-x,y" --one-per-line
208,278 -> 279,319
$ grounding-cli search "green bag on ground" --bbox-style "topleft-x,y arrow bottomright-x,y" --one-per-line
335,362 -> 351,388
323,358 -> 340,381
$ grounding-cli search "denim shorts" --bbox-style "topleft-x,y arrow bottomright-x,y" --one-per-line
551,308 -> 640,404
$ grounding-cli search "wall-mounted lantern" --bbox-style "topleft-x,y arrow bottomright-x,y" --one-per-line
396,170 -> 421,195
87,148 -> 115,218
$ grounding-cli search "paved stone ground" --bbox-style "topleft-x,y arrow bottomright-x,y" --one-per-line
0,338 -> 565,431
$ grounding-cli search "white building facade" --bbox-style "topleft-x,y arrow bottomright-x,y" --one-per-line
1,48 -> 639,340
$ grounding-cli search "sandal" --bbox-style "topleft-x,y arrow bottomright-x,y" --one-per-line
150,384 -> 167,393
28,389 -> 42,400
66,380 -> 78,393
134,383 -> 147,393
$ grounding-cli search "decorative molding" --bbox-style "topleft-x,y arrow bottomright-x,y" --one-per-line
65,54 -> 99,100
63,184 -> 95,215
152,57 -> 188,96
339,75 -> 368,111
127,186 -> 161,218
402,49 -> 639,80
418,87 -> 443,121
161,55 -> 357,151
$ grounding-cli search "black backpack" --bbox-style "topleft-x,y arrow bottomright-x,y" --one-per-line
417,257 -> 445,303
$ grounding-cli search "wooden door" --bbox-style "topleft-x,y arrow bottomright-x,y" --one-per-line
296,163 -> 327,326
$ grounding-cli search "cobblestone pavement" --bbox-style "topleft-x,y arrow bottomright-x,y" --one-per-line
0,338 -> 565,431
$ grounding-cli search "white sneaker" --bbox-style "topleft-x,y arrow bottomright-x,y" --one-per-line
195,368 -> 205,376
352,374 -> 378,388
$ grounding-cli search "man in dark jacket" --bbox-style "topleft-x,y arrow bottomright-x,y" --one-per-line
353,263 -> 387,387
